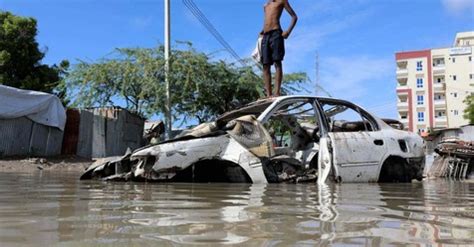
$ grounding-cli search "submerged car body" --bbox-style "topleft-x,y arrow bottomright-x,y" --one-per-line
81,96 -> 425,183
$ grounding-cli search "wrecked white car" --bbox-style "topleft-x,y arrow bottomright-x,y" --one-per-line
80,96 -> 425,183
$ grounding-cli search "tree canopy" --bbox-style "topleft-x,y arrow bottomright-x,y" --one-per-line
63,44 -> 309,124
463,94 -> 474,124
0,11 -> 68,94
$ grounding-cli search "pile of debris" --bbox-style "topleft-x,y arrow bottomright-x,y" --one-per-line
428,138 -> 473,179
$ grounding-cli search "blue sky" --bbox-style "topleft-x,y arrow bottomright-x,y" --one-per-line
2,0 -> 473,119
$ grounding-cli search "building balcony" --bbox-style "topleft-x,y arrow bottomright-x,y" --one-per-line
434,100 -> 447,109
396,69 -> 408,78
400,119 -> 409,130
415,87 -> 425,92
435,116 -> 447,122
433,83 -> 446,92
432,65 -> 445,75
396,77 -> 408,90
435,121 -> 448,128
397,61 -> 407,69
397,84 -> 409,90
416,104 -> 426,109
397,102 -> 409,111
397,88 -> 409,95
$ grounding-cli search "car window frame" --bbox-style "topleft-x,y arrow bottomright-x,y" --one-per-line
316,98 -> 380,132
259,98 -> 318,125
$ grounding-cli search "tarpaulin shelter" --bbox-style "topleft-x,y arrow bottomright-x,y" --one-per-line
0,85 -> 66,157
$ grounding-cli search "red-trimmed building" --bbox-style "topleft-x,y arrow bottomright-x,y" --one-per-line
396,31 -> 474,133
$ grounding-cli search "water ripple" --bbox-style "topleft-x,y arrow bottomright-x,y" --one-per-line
0,172 -> 473,246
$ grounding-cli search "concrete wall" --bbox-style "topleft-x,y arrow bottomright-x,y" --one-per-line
435,125 -> 474,142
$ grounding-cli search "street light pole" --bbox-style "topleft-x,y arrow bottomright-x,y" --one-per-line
164,0 -> 172,139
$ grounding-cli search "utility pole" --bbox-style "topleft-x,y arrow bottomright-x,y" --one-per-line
315,51 -> 320,95
314,52 -> 332,97
164,0 -> 172,139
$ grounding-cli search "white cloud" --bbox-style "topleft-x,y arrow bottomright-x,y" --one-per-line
297,0 -> 371,19
319,56 -> 392,101
285,9 -> 372,64
130,16 -> 153,29
441,0 -> 474,15
242,1 -> 376,72
315,55 -> 398,118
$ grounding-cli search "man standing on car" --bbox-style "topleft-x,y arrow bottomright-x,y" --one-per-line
261,0 -> 298,97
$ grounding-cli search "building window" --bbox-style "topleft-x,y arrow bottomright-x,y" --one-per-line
452,57 -> 456,63
437,78 -> 442,83
416,61 -> 423,71
435,94 -> 442,100
417,95 -> 424,105
416,78 -> 423,88
470,74 -> 473,80
453,75 -> 457,81
469,56 -> 472,62
453,92 -> 458,98
418,112 -> 425,122
454,110 -> 459,116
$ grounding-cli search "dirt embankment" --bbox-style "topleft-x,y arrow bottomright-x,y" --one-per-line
0,156 -> 92,173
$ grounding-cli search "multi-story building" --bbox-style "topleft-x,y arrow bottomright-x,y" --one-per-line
396,31 -> 474,133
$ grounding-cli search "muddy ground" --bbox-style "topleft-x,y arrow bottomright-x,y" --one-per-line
0,156 -> 92,173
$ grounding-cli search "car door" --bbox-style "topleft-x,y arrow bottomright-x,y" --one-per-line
258,97 -> 334,184
319,99 -> 387,182
312,100 -> 333,185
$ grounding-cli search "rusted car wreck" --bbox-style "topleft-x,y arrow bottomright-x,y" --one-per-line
429,138 -> 473,179
81,96 -> 425,184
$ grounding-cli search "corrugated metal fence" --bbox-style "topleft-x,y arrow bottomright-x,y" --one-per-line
1,107 -> 145,158
0,117 -> 63,157
62,107 -> 145,159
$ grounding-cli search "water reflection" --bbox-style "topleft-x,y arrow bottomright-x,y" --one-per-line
0,172 -> 473,246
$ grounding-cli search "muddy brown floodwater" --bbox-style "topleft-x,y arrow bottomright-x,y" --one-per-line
0,171 -> 473,246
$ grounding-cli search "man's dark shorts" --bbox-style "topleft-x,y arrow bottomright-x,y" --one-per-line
261,29 -> 285,65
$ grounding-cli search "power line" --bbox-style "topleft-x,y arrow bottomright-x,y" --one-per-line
185,0 -> 243,65
182,0 -> 247,67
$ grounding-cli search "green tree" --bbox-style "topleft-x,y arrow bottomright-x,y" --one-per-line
65,48 -> 164,114
0,11 -> 68,95
63,44 -> 309,124
463,94 -> 474,124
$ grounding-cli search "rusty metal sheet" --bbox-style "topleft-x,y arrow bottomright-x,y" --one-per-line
61,109 -> 81,155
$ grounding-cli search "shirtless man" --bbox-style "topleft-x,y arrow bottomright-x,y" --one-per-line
261,0 -> 297,97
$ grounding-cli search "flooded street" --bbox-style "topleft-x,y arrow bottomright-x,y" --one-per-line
0,171 -> 473,246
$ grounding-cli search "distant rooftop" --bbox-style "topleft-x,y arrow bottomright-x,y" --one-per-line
454,31 -> 474,47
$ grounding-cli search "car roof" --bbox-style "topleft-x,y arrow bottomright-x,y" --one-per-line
216,98 -> 276,123
216,95 -> 349,123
